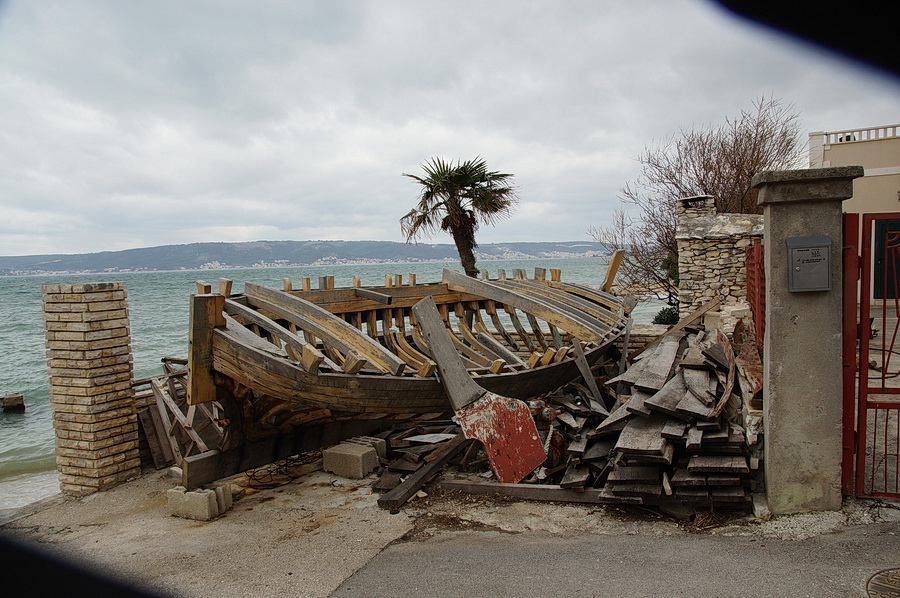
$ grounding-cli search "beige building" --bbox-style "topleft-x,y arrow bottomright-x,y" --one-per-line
808,124 -> 900,214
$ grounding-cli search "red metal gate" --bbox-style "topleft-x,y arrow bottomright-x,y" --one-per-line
844,212 -> 900,498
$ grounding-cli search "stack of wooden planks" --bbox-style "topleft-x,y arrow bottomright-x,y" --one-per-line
433,320 -> 763,515
546,323 -> 758,510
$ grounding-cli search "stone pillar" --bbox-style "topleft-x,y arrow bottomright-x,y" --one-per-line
43,282 -> 141,496
753,166 -> 863,514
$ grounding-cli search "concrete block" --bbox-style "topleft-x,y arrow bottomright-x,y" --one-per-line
167,486 -> 219,521
322,443 -> 378,479
214,484 -> 233,514
347,436 -> 387,459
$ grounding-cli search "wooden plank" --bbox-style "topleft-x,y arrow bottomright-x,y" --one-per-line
686,425 -> 704,451
588,402 -> 632,437
628,298 -> 721,361
606,482 -> 662,497
633,335 -> 682,392
675,389 -> 715,421
615,415 -> 669,455
224,299 -> 326,373
682,368 -> 713,404
483,300 -> 520,351
661,419 -> 687,440
670,470 -> 707,486
606,356 -> 649,386
643,373 -> 690,420
607,465 -> 660,484
582,439 -> 616,461
354,288 -> 393,304
442,269 -> 606,341
476,332 -> 526,367
601,249 -> 626,292
499,278 -> 622,328
152,379 -> 209,454
137,407 -> 174,468
559,462 -> 591,488
687,454 -> 750,474
244,283 -> 406,375
624,389 -> 653,418
411,299 -> 484,410
572,340 -> 607,414
504,305 -> 537,352
621,442 -> 674,465
188,293 -> 225,405
377,435 -> 469,510
440,480 -> 616,504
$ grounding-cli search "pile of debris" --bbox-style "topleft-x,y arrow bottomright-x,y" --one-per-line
362,318 -> 766,517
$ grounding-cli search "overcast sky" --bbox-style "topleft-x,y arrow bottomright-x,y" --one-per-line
0,1 -> 897,257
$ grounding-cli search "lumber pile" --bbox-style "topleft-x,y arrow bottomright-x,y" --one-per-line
527,321 -> 763,512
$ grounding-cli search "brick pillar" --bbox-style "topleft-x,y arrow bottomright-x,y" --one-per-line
42,282 -> 141,496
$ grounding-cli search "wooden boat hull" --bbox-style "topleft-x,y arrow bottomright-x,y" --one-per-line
190,267 -> 631,418
211,326 -> 616,414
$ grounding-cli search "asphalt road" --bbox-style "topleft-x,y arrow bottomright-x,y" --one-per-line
332,521 -> 900,598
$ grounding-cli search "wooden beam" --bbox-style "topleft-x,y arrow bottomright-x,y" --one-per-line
601,249 -> 626,292
442,269 -> 606,342
354,288 -> 393,304
628,298 -> 721,361
224,299 -> 326,373
439,480 -> 613,504
188,293 -> 225,405
243,283 -> 406,375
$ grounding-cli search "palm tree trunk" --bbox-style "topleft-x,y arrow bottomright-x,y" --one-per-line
451,229 -> 480,277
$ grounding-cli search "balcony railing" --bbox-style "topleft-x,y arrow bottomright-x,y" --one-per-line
820,124 -> 900,145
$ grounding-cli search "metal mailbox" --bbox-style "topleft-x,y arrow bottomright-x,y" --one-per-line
787,235 -> 832,292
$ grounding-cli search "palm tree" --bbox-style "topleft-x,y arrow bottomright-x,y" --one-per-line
401,157 -> 518,277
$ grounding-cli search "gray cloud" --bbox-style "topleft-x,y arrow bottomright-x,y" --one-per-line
0,0 -> 897,255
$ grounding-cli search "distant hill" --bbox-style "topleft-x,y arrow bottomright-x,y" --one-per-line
0,240 -> 610,275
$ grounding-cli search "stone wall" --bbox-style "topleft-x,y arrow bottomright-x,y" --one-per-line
676,195 -> 764,328
43,282 -> 141,496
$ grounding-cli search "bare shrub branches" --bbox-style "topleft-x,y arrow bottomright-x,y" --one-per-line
591,96 -> 804,304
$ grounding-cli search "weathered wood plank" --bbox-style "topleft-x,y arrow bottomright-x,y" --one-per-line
615,415 -> 669,455
633,335 -> 682,392
225,299 -> 327,373
643,373 -> 690,420
443,269 -> 606,342
687,454 -> 750,474
377,435 -> 469,510
440,479 -> 618,504
244,283 -> 406,375
601,249 -> 626,293
628,298 -> 721,361
188,293 -> 225,405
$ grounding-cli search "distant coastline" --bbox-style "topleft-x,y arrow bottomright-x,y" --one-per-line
0,240 -> 610,276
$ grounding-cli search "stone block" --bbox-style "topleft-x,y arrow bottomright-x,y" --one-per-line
1,392 -> 25,413
167,486 -> 219,521
322,443 -> 378,479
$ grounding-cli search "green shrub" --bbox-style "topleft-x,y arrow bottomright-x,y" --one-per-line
653,305 -> 680,325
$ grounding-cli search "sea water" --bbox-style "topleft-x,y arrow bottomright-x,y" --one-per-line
0,257 -> 665,509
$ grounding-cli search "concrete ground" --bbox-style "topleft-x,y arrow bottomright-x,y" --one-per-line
2,466 -> 899,598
